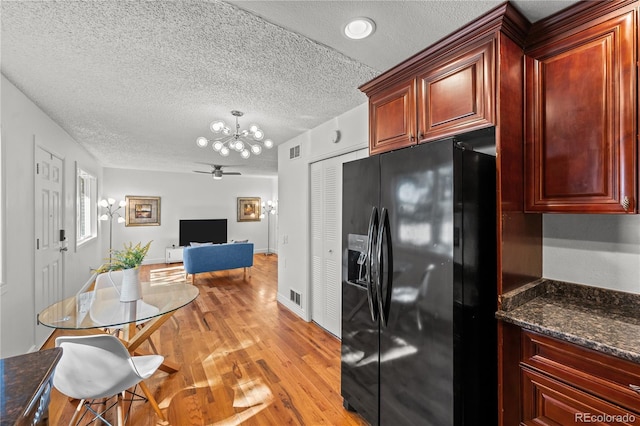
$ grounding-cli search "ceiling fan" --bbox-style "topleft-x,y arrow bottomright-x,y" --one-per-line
193,164 -> 242,180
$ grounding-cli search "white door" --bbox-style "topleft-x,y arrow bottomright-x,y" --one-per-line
310,151 -> 357,337
34,146 -> 64,347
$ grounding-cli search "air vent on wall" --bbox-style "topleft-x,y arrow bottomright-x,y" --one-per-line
289,145 -> 301,159
290,289 -> 301,306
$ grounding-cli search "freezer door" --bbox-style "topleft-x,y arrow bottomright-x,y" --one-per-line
341,155 -> 380,425
379,141 -> 455,425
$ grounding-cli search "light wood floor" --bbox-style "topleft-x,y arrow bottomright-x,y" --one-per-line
43,254 -> 367,425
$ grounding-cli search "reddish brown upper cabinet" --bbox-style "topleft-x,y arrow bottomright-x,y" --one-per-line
366,37 -> 496,155
417,37 -> 495,143
369,79 -> 416,155
525,8 -> 638,213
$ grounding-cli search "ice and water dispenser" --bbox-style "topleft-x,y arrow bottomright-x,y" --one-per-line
346,234 -> 368,287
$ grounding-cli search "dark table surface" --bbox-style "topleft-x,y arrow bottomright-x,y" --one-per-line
1,347 -> 62,425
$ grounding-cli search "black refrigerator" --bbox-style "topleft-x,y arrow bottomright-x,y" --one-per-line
341,129 -> 497,425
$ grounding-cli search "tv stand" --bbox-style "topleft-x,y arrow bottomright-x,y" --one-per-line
165,246 -> 184,264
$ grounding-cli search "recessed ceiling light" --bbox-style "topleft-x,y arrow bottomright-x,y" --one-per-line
344,17 -> 376,40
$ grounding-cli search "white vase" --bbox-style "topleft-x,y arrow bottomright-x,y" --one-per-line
120,267 -> 141,302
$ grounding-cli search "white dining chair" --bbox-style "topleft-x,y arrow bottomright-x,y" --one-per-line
90,270 -> 160,351
53,334 -> 164,426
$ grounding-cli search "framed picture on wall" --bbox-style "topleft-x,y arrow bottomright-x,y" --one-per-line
125,195 -> 161,226
237,197 -> 261,222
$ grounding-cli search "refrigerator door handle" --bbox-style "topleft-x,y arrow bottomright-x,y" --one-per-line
376,207 -> 393,327
366,206 -> 379,322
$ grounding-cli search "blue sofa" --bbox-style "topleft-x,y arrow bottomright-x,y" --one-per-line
183,242 -> 254,284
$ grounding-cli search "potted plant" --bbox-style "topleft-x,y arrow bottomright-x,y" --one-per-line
109,241 -> 152,271
101,241 -> 152,302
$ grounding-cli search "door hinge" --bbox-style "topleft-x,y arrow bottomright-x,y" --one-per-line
36,238 -> 39,250
36,163 -> 40,174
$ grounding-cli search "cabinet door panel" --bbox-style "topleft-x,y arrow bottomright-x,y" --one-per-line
525,11 -> 636,213
418,38 -> 495,142
522,331 -> 640,414
369,79 -> 416,154
522,367 -> 640,426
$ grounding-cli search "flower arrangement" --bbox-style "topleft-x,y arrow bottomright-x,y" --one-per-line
95,241 -> 152,273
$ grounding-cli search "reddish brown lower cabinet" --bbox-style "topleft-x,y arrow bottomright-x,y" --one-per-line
520,331 -> 640,425
522,367 -> 640,425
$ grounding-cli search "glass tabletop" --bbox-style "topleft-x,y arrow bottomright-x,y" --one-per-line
37,281 -> 199,330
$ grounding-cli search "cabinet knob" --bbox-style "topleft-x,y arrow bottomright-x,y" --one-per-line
629,384 -> 640,395
621,196 -> 631,211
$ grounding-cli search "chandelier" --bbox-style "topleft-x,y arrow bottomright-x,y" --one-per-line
196,110 -> 274,159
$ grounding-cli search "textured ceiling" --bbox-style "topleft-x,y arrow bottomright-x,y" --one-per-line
1,0 -> 579,176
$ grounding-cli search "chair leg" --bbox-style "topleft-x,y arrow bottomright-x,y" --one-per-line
68,399 -> 85,426
116,393 -> 125,426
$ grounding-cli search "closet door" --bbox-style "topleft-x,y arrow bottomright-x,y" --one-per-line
310,151 -> 357,337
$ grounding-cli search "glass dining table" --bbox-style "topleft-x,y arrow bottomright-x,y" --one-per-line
37,280 -> 199,421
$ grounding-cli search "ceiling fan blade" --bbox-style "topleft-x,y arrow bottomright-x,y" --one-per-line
222,172 -> 242,175
193,170 -> 212,174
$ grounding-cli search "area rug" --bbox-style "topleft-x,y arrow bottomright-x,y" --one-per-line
149,265 -> 187,284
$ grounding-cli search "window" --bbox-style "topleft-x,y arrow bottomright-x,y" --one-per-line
76,165 -> 97,248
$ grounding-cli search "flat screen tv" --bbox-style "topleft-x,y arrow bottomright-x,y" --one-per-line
179,219 -> 227,246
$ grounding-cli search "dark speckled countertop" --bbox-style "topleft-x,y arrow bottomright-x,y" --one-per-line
496,279 -> 640,364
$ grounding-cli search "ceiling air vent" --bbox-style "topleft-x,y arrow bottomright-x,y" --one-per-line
289,145 -> 301,159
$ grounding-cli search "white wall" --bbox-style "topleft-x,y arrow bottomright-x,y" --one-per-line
103,168 -> 277,264
277,103 -> 368,320
543,214 -> 640,294
1,75 -> 104,356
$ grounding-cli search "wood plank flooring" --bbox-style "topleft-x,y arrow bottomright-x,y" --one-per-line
43,254 -> 368,425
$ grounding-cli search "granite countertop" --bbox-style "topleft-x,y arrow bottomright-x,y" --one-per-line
0,347 -> 62,425
496,279 -> 640,364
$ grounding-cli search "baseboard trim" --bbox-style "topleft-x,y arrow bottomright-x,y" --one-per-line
277,294 -> 309,321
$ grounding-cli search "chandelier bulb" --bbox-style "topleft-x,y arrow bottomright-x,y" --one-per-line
196,136 -> 208,148
241,149 -> 250,159
119,200 -> 126,207
212,141 -> 223,151
249,124 -> 259,133
220,146 -> 230,156
235,141 -> 244,151
253,129 -> 264,141
251,144 -> 262,155
210,120 -> 225,133
263,139 -> 274,149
